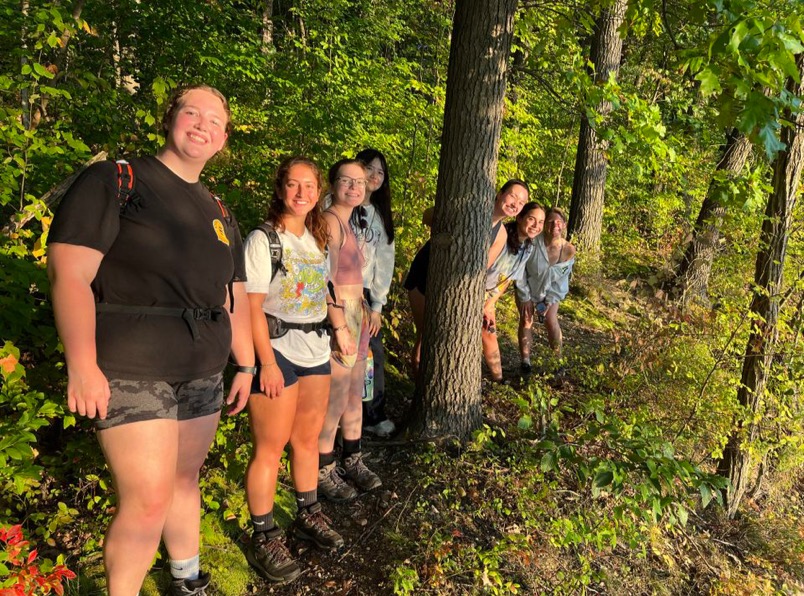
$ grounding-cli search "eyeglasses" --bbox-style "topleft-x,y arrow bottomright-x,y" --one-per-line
336,176 -> 368,189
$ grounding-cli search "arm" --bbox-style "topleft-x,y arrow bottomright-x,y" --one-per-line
247,292 -> 284,400
324,213 -> 355,355
48,243 -> 109,419
487,225 -> 507,270
483,280 -> 512,328
225,282 -> 255,414
367,238 -> 395,335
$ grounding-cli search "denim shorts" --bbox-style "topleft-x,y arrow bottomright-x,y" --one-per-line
96,373 -> 224,430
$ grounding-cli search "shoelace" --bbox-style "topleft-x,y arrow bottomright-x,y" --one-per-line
306,509 -> 335,534
330,466 -> 350,486
263,536 -> 292,563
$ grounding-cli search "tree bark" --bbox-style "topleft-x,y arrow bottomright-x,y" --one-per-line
408,0 -> 517,440
717,54 -> 804,518
260,0 -> 274,53
566,0 -> 627,259
673,129 -> 752,306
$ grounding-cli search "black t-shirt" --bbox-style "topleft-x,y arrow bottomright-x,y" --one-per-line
49,156 -> 246,381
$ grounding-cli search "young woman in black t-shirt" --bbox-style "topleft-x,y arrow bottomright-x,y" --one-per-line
48,85 -> 254,596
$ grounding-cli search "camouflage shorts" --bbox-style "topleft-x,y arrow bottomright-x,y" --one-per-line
96,373 -> 224,430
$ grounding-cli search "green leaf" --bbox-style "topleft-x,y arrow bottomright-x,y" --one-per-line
757,122 -> 786,160
33,62 -> 55,79
700,483 -> 713,508
593,470 -> 613,488
695,68 -> 722,96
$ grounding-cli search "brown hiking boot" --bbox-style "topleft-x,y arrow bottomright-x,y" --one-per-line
246,527 -> 301,583
317,461 -> 358,502
293,502 -> 344,549
343,452 -> 382,491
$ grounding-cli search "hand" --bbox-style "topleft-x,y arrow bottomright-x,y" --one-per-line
482,303 -> 496,331
226,372 -> 252,415
368,311 -> 382,337
521,300 -> 534,321
66,364 -> 110,419
259,361 -> 285,399
336,328 -> 356,355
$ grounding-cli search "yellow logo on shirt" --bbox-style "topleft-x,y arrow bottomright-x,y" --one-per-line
213,219 -> 230,246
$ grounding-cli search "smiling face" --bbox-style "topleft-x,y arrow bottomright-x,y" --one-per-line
364,157 -> 385,194
495,183 -> 529,219
164,88 -> 229,164
517,206 -> 545,240
544,211 -> 566,240
331,162 -> 367,209
281,164 -> 321,218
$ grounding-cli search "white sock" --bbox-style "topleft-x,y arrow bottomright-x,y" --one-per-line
169,554 -> 200,580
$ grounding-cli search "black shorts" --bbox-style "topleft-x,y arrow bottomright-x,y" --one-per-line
250,349 -> 331,393
403,240 -> 430,294
96,373 -> 224,430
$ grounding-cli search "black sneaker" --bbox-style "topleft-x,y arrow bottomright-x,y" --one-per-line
520,361 -> 532,375
247,527 -> 301,583
169,570 -> 211,596
293,502 -> 344,550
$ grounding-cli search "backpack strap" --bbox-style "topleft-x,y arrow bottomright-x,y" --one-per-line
115,160 -> 136,213
254,222 -> 285,281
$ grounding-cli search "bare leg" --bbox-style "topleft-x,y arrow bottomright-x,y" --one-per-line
340,359 -> 367,441
408,289 -> 425,377
161,412 -> 220,560
246,384 -> 299,516
319,359 -> 351,453
288,375 -> 330,491
544,302 -> 563,356
98,419 -> 179,596
482,326 -> 503,381
518,309 -> 534,363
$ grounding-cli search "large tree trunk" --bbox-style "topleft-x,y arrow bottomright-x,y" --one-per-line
717,54 -> 804,518
673,129 -> 752,306
408,0 -> 517,440
566,0 -> 627,258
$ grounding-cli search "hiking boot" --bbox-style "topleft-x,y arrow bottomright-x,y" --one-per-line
293,502 -> 344,550
246,527 -> 301,584
169,570 -> 211,596
318,461 -> 358,502
343,452 -> 382,491
364,418 -> 396,438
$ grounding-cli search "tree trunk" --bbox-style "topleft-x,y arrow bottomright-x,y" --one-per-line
260,0 -> 274,53
566,0 -> 627,258
673,129 -> 752,306
717,54 -> 804,518
408,0 -> 517,440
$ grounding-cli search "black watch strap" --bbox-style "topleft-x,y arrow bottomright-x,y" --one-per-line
236,365 -> 258,375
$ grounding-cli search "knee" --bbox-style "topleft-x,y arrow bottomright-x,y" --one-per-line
119,485 -> 173,525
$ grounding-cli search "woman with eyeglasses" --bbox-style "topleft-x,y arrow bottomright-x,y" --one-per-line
515,207 -> 576,371
352,149 -> 396,438
317,159 -> 382,503
243,156 -> 344,584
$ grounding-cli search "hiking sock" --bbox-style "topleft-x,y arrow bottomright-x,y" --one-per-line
342,438 -> 361,458
169,554 -> 200,580
319,451 -> 335,468
251,511 -> 275,534
295,489 -> 317,510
